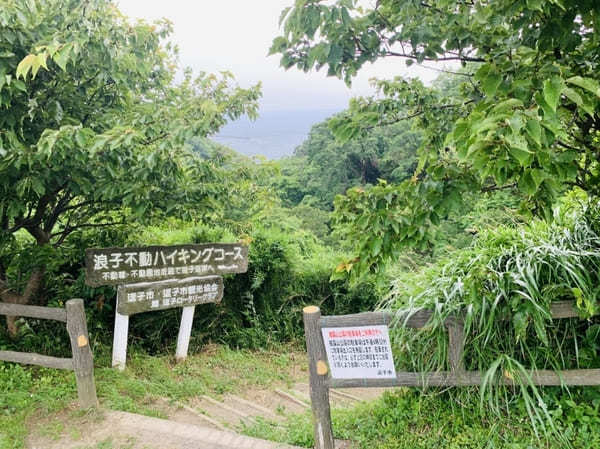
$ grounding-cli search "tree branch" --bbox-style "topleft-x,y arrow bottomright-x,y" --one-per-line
51,220 -> 127,247
481,183 -> 517,193
556,140 -> 580,152
418,65 -> 474,77
386,51 -> 484,62
44,190 -> 73,233
143,132 -> 169,146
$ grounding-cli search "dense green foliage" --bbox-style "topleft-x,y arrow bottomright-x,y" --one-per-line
249,388 -> 600,448
0,0 -> 260,334
269,1 -> 600,441
377,200 -> 599,435
1,219 -> 379,355
278,118 -> 421,209
273,0 -> 600,276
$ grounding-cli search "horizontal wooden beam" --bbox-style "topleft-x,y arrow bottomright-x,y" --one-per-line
320,301 -> 583,330
549,300 -> 579,319
327,368 -> 600,388
0,351 -> 73,370
0,303 -> 67,322
319,309 -> 432,329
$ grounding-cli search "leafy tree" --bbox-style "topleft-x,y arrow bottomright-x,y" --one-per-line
272,0 -> 600,277
0,0 -> 260,334
278,116 -> 421,209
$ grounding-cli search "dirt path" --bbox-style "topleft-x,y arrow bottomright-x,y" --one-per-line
27,382 -> 392,449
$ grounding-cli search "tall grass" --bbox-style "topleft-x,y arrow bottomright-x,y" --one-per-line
382,201 -> 600,440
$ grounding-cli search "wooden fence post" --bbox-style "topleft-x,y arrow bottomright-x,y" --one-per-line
66,299 -> 98,409
447,316 -> 466,374
303,305 -> 335,449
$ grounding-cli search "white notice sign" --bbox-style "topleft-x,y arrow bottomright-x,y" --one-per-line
321,325 -> 397,379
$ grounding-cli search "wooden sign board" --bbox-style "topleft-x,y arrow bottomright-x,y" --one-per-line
116,276 -> 223,316
85,243 -> 248,287
321,325 -> 397,379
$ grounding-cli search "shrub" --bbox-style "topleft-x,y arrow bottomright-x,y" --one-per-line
382,200 -> 600,435
1,219 -> 380,354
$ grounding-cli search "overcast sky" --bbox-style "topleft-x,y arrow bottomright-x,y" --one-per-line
116,0 -> 444,113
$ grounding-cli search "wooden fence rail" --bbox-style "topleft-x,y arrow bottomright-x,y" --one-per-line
0,299 -> 98,409
304,300 -> 599,449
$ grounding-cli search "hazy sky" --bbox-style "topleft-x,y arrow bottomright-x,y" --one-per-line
116,0 -> 444,113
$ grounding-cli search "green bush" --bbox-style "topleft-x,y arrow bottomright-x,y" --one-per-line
382,200 -> 600,435
1,219 -> 379,355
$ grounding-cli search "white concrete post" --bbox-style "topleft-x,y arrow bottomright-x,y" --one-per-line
112,311 -> 129,370
175,305 -> 196,362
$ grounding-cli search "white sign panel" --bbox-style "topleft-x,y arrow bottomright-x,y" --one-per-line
321,325 -> 397,379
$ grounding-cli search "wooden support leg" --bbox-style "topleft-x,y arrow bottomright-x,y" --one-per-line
66,299 -> 98,409
303,306 -> 334,449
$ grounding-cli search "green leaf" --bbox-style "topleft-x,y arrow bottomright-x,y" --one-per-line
530,169 -> 546,188
543,76 -> 564,112
513,311 -> 528,340
16,54 -> 36,79
533,316 -> 549,346
475,64 -> 502,97
53,44 -> 71,71
566,76 -> 600,98
526,0 -> 544,11
509,145 -> 532,167
371,237 -> 382,256
341,7 -> 352,26
490,98 -> 523,114
525,119 -> 542,147
518,170 -> 537,195
534,91 -> 555,117
30,54 -> 43,79
562,87 -> 595,116
31,177 -> 45,196
11,79 -> 26,92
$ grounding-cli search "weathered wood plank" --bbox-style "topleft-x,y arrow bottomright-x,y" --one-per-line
66,299 -> 98,409
550,300 -> 580,319
319,310 -> 432,329
304,306 -> 335,449
328,369 -> 600,388
319,300 -> 584,332
0,303 -> 67,322
447,317 -> 465,373
0,350 -> 72,370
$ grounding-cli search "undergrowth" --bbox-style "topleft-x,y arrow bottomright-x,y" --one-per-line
382,201 -> 600,440
244,389 -> 600,448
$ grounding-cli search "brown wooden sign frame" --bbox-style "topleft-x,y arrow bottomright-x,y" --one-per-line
303,300 -> 600,449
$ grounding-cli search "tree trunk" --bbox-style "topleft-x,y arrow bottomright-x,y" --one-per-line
1,267 -> 45,337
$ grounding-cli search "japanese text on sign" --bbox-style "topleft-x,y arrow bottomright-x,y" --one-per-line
116,276 -> 223,316
85,244 -> 248,286
321,325 -> 397,379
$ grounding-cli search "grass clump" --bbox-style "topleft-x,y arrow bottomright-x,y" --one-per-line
244,389 -> 600,448
381,201 -> 600,438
